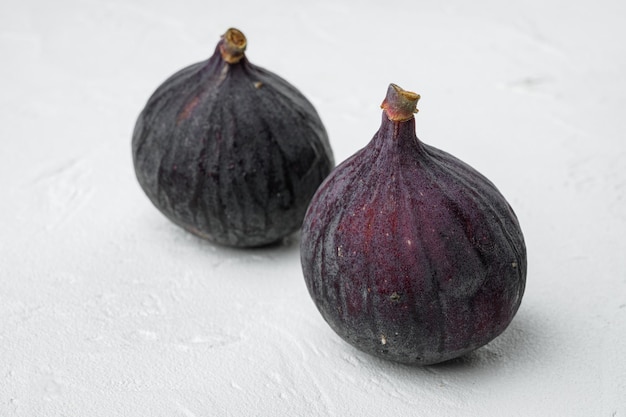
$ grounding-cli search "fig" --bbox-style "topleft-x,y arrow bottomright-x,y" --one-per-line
300,84 -> 526,365
132,28 -> 334,247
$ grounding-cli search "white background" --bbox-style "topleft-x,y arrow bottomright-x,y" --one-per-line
1,0 -> 625,415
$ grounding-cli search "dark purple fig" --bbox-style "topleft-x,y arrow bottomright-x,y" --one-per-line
300,84 -> 526,365
132,28 -> 334,247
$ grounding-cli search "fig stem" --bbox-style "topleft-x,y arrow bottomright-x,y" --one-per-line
220,28 -> 247,64
381,84 -> 420,122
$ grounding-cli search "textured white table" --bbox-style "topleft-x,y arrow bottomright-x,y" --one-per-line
2,0 -> 625,415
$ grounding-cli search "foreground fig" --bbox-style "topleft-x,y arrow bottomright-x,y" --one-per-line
132,28 -> 334,247
300,84 -> 526,365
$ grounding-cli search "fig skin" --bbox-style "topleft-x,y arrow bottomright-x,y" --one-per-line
132,28 -> 334,247
300,84 -> 526,365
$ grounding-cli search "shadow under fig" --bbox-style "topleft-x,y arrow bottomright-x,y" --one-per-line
167,218 -> 303,258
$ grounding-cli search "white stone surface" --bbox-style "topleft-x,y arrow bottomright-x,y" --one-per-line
1,0 -> 625,415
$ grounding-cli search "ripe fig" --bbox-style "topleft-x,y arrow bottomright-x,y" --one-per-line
132,28 -> 334,247
300,84 -> 527,365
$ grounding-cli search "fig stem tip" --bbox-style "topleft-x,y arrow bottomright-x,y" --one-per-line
381,83 -> 420,122
220,28 -> 247,64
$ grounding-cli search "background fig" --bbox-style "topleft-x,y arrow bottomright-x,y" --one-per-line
132,28 -> 334,247
300,84 -> 527,365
